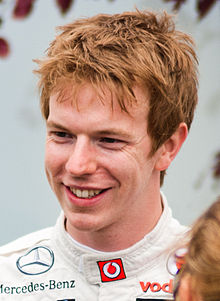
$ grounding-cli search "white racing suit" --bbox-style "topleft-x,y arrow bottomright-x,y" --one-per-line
0,195 -> 187,300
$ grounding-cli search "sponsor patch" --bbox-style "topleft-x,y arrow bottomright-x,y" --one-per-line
140,280 -> 173,293
167,247 -> 187,276
16,246 -> 54,275
97,258 -> 126,282
0,280 -> 75,295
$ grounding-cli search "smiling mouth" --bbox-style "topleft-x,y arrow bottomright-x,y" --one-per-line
69,187 -> 106,199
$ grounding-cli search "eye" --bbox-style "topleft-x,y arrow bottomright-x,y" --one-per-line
48,131 -> 74,143
100,137 -> 119,144
54,131 -> 70,138
98,137 -> 126,150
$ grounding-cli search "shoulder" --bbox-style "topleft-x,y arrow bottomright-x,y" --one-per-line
0,227 -> 53,257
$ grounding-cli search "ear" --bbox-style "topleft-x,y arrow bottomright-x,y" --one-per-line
177,275 -> 195,301
155,122 -> 188,171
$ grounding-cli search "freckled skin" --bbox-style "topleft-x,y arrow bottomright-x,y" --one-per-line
45,83 -> 166,251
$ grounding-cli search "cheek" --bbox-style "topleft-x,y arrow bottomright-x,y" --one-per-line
108,149 -> 148,184
44,145 -> 66,194
44,152 -> 55,188
123,146 -> 152,170
45,143 -> 65,176
121,148 -> 157,189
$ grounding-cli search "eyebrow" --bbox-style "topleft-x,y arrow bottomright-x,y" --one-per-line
46,121 -> 133,140
96,130 -> 133,140
46,121 -> 69,132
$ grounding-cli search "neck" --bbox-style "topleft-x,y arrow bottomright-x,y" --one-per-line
66,192 -> 163,252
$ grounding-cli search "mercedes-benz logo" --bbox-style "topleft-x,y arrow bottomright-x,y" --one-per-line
16,246 -> 54,275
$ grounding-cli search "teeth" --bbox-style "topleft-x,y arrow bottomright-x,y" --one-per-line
70,188 -> 103,199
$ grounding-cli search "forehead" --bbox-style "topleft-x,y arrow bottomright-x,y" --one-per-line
48,83 -> 151,142
51,81 -> 150,117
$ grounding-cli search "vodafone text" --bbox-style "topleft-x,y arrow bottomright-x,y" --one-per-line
140,280 -> 173,294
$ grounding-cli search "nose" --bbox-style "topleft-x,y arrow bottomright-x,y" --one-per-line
65,136 -> 97,177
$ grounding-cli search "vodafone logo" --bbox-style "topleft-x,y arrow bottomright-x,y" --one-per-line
103,262 -> 121,278
140,279 -> 173,294
97,258 -> 126,282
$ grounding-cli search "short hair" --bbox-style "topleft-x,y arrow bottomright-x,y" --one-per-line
176,197 -> 220,300
34,10 -> 198,185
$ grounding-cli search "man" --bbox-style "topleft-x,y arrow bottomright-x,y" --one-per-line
0,10 -> 198,300
172,197 -> 220,301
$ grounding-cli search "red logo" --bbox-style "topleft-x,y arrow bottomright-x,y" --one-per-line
97,258 -> 126,282
140,280 -> 173,294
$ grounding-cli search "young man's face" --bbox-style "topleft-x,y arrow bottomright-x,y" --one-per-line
45,82 -> 164,244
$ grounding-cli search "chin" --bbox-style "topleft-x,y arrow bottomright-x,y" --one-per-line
67,212 -> 104,233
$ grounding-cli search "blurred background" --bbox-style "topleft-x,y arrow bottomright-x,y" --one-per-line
0,0 -> 219,245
